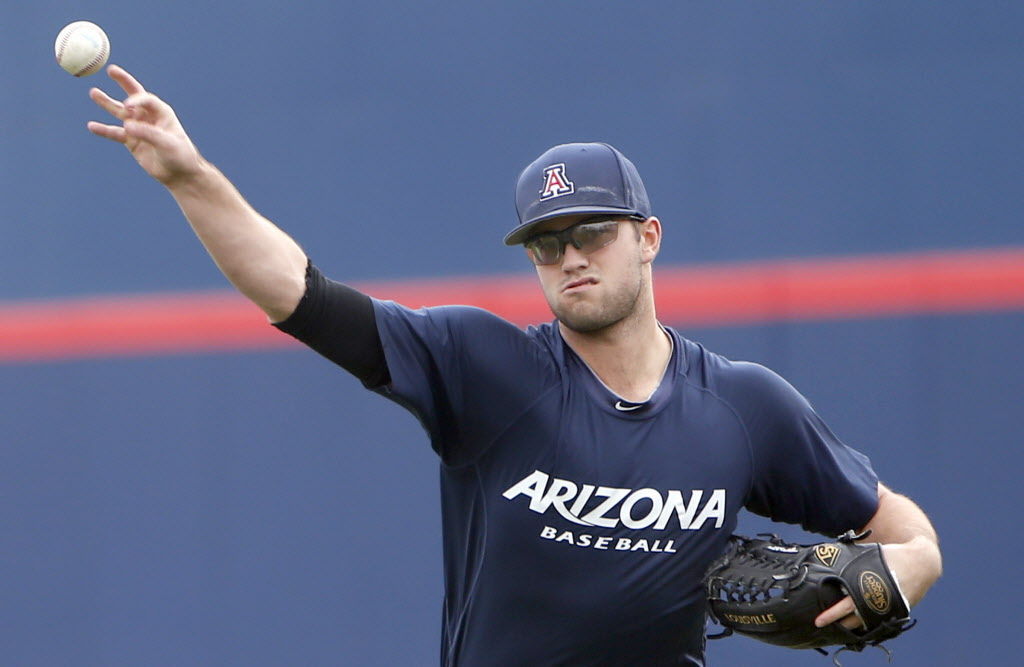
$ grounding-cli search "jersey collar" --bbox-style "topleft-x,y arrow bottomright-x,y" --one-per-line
557,323 -> 682,419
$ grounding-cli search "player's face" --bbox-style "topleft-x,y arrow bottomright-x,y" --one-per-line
528,216 -> 652,333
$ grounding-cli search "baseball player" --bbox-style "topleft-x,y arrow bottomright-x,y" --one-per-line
87,65 -> 941,665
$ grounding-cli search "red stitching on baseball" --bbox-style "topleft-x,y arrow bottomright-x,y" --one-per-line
75,29 -> 109,77
55,30 -> 72,64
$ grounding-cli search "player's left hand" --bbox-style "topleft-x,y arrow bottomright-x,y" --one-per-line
814,539 -> 935,630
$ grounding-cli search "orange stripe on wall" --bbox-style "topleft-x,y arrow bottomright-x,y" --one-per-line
653,247 -> 1024,326
2,247 -> 1023,363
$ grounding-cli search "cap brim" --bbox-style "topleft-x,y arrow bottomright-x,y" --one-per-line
503,206 -> 640,246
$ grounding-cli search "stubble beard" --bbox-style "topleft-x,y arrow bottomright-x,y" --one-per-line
548,268 -> 646,334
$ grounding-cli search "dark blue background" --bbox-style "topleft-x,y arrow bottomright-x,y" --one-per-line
3,2 -> 1021,665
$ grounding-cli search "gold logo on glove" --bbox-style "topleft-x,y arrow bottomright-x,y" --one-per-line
859,571 -> 892,614
722,613 -> 777,626
814,544 -> 840,567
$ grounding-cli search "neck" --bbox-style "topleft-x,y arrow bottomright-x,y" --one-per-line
559,291 -> 671,403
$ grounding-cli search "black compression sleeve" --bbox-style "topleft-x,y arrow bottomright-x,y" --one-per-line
272,261 -> 391,388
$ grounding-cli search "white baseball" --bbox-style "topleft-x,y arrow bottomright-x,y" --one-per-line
55,21 -> 110,77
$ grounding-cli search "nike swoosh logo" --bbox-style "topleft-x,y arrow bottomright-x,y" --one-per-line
614,401 -> 644,412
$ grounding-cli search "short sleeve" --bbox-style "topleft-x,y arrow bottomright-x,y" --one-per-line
371,300 -> 557,464
724,362 -> 879,536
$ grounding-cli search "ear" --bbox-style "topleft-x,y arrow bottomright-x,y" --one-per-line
639,217 -> 662,264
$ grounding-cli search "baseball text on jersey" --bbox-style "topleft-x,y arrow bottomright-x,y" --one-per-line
502,469 -> 726,530
539,526 -> 678,552
539,163 -> 574,200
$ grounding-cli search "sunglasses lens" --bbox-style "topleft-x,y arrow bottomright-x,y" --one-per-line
526,236 -> 562,265
524,219 -> 625,265
572,221 -> 619,252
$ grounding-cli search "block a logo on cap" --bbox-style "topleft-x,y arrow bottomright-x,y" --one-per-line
539,163 -> 574,200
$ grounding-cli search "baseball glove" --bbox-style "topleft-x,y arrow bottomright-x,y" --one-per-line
704,530 -> 915,664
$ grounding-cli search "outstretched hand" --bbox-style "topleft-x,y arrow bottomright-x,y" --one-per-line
88,64 -> 203,186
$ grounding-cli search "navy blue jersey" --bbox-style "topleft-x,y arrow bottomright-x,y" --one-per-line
371,301 -> 879,666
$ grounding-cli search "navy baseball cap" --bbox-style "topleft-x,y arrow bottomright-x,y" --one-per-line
505,142 -> 651,246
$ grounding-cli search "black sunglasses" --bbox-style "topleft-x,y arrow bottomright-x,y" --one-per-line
523,216 -> 646,266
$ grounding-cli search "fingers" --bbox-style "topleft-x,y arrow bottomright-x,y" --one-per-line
87,120 -> 126,143
89,87 -> 125,120
123,92 -> 171,122
87,117 -> 170,149
90,79 -> 173,126
121,118 -> 172,147
86,88 -> 167,142
814,596 -> 863,629
106,64 -> 146,96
